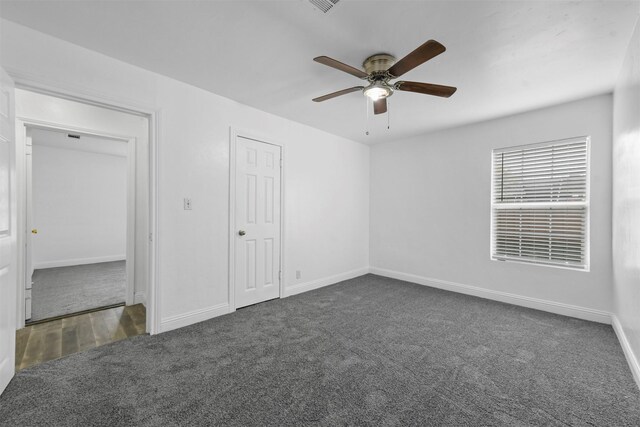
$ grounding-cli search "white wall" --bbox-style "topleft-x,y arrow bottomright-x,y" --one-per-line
371,94 -> 613,321
155,80 -> 369,329
0,19 -> 370,332
612,16 -> 640,384
32,143 -> 127,268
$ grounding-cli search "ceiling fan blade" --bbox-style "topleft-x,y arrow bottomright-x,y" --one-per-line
387,40 -> 446,78
373,98 -> 387,115
395,81 -> 457,98
314,56 -> 369,79
312,86 -> 364,102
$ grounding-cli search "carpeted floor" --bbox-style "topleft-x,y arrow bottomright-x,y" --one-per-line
2,274 -> 639,426
31,261 -> 126,321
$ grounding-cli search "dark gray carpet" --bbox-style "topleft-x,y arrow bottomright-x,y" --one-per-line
31,261 -> 126,321
2,274 -> 639,426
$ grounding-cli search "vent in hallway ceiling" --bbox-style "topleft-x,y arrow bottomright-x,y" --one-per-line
308,0 -> 340,13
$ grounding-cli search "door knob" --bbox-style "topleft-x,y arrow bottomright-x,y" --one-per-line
238,230 -> 246,236
31,229 -> 38,234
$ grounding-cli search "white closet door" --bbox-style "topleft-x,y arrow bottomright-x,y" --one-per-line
234,137 -> 281,309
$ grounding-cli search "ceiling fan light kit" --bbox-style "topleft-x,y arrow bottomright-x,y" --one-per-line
363,82 -> 392,101
313,39 -> 457,119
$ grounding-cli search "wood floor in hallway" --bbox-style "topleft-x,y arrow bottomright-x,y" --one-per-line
15,304 -> 146,371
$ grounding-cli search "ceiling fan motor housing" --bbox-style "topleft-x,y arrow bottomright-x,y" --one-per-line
363,54 -> 396,75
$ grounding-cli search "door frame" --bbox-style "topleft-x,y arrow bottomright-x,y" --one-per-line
9,75 -> 160,334
228,127 -> 285,312
17,119 -> 138,318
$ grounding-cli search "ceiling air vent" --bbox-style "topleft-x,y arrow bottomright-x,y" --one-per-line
308,0 -> 340,13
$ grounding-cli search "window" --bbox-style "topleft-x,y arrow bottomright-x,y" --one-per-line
491,137 -> 589,270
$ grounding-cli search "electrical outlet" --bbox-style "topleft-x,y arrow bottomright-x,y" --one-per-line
296,270 -> 301,280
184,198 -> 192,210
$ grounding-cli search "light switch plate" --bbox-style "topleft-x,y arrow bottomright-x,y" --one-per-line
184,198 -> 192,210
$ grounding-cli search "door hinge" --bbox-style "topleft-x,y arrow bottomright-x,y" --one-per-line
280,158 -> 283,168
279,270 -> 282,281
149,233 -> 153,242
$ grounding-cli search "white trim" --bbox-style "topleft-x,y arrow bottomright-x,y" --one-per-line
228,128 -> 237,313
0,358 -> 12,398
125,136 -> 136,306
492,201 -> 588,210
283,267 -> 370,298
228,127 -> 286,311
490,256 -> 589,272
134,292 -> 146,305
15,118 -> 135,142
493,135 -> 591,152
9,75 -> 160,335
611,315 -> 640,390
6,68 -> 153,118
34,255 -> 126,270
370,267 -> 611,324
147,110 -> 160,335
160,268 -> 370,333
160,303 -> 230,333
14,122 -> 26,328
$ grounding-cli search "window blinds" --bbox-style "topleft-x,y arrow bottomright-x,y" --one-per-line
491,137 -> 589,270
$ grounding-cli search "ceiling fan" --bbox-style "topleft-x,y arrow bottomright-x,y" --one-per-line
312,39 -> 456,114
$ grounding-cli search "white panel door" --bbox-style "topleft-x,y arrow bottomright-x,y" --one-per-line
0,67 -> 16,394
235,137 -> 281,309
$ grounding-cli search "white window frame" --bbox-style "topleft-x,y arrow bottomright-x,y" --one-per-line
490,136 -> 591,271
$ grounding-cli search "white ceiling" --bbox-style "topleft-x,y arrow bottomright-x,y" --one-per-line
31,128 -> 128,157
1,1 -> 638,144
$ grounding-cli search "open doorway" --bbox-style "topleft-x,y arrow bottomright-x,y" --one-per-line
26,128 -> 132,322
14,89 -> 151,369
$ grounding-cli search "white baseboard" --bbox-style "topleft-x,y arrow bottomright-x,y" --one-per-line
283,267 -> 370,298
159,268 -> 369,334
0,358 -> 14,396
134,292 -> 146,305
160,303 -> 230,333
34,255 -> 126,269
370,267 -> 611,324
612,315 -> 640,390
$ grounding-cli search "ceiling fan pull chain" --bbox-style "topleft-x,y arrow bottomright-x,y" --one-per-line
365,97 -> 370,136
387,98 -> 391,130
